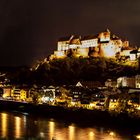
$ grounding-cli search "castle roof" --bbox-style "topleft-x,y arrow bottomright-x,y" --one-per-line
122,46 -> 133,50
76,81 -> 104,89
69,38 -> 81,45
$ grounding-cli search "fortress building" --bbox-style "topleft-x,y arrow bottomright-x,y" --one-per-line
50,30 -> 140,61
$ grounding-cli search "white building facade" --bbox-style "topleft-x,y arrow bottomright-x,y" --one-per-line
117,75 -> 140,88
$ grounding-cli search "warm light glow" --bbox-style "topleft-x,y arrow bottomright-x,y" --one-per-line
35,64 -> 40,70
136,135 -> 140,139
49,121 -> 55,140
1,113 -> 8,138
41,96 -> 49,103
69,125 -> 75,140
109,102 -> 118,110
71,101 -> 76,106
20,90 -> 27,100
89,103 -> 96,108
15,116 -> 21,139
136,105 -> 140,110
3,88 -> 11,98
89,131 -> 95,140
2,94 -> 7,98
109,131 -> 115,137
77,48 -> 89,57
40,132 -> 45,138
120,50 -> 131,56
54,51 -> 65,58
136,83 -> 140,88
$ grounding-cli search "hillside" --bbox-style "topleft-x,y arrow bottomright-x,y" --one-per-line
30,57 -> 139,85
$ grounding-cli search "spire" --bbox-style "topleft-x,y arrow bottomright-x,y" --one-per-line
106,28 -> 110,33
69,35 -> 74,41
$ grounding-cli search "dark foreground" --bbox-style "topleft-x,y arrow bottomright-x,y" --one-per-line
0,100 -> 140,132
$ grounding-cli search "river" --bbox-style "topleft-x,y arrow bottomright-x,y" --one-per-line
0,111 -> 139,140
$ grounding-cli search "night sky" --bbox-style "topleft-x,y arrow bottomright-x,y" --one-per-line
0,0 -> 140,66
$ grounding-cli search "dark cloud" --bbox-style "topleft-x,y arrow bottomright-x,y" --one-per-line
0,0 -> 140,66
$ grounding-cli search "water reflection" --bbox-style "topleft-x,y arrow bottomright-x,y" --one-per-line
0,112 -> 135,140
49,121 -> 55,140
69,125 -> 75,140
1,113 -> 7,138
14,116 -> 21,138
88,131 -> 95,140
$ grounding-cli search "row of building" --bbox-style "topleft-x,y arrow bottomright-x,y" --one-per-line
0,74 -> 140,111
1,74 -> 140,100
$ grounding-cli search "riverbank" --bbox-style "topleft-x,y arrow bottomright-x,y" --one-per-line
0,100 -> 140,130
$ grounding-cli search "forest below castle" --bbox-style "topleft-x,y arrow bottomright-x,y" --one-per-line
4,57 -> 140,86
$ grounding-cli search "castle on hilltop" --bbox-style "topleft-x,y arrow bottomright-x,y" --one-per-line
50,30 -> 140,61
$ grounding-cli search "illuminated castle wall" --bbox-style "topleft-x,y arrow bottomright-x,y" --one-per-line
51,30 -> 138,60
